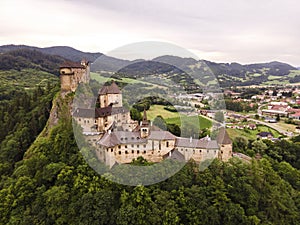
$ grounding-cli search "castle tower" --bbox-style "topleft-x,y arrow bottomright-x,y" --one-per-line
98,81 -> 122,108
216,127 -> 232,161
140,109 -> 150,138
60,60 -> 90,92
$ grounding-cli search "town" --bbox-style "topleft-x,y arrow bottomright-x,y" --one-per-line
60,59 -> 300,166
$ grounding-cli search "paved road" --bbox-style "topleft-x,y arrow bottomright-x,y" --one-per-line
248,118 -> 294,136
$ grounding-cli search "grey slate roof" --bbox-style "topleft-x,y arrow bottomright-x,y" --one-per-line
73,106 -> 114,118
164,149 -> 185,162
147,131 -> 177,140
216,127 -> 232,145
98,81 -> 121,95
175,137 -> 219,149
98,131 -> 146,147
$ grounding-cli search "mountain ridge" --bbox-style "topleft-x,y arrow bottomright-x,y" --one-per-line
1,44 -> 299,87
0,44 -> 103,62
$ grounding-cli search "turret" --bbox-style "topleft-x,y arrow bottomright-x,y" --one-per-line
140,109 -> 150,138
216,127 -> 232,161
98,81 -> 122,108
59,59 -> 90,92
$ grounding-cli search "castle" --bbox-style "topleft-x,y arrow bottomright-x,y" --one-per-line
60,59 -> 90,92
60,60 -> 233,167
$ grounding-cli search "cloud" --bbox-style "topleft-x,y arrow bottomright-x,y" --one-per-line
0,0 -> 299,65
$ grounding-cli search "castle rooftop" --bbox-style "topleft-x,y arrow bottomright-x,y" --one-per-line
60,61 -> 85,68
99,81 -> 121,95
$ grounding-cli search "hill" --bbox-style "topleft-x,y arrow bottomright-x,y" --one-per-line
0,47 -> 299,223
91,54 -> 299,88
1,44 -> 299,87
0,49 -> 66,75
0,44 -> 102,62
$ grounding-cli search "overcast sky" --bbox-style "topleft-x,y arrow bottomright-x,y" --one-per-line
1,0 -> 299,66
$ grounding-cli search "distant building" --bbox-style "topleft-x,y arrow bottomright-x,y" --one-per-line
257,132 -> 273,139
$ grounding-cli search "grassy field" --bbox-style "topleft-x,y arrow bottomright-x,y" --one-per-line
166,115 -> 212,130
146,105 -> 179,120
227,124 -> 282,140
146,105 -> 212,130
277,121 -> 297,132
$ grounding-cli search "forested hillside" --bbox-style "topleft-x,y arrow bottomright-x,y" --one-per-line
0,90 -> 300,224
0,46 -> 300,224
0,45 -> 102,63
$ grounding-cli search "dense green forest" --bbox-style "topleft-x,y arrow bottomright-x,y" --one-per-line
1,88 -> 300,224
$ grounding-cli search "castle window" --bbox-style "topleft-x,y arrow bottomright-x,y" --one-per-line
131,144 -> 134,148
193,150 -> 195,153
221,151 -> 223,154
118,145 -> 121,149
200,150 -> 202,153
143,150 -> 146,154
118,151 -> 121,155
137,150 -> 140,154
125,145 -> 127,148
125,151 -> 128,154
79,118 -> 81,121
121,138 -> 123,141
137,144 -> 139,148
132,150 -> 134,154
125,137 -> 128,140
111,149 -> 113,152
207,150 -> 209,153
166,141 -> 169,147
106,149 -> 109,152
214,150 -> 216,153
143,144 -> 146,148
95,120 -> 97,123
131,137 -> 134,140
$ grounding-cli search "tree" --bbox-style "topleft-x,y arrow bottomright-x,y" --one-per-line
153,115 -> 167,130
234,136 -> 248,152
130,108 -> 142,121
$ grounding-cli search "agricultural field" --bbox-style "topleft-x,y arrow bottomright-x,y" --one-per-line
146,105 -> 179,120
227,124 -> 282,140
146,104 -> 212,130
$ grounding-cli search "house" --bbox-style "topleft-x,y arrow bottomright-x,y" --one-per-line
247,124 -> 257,130
257,132 -> 273,139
